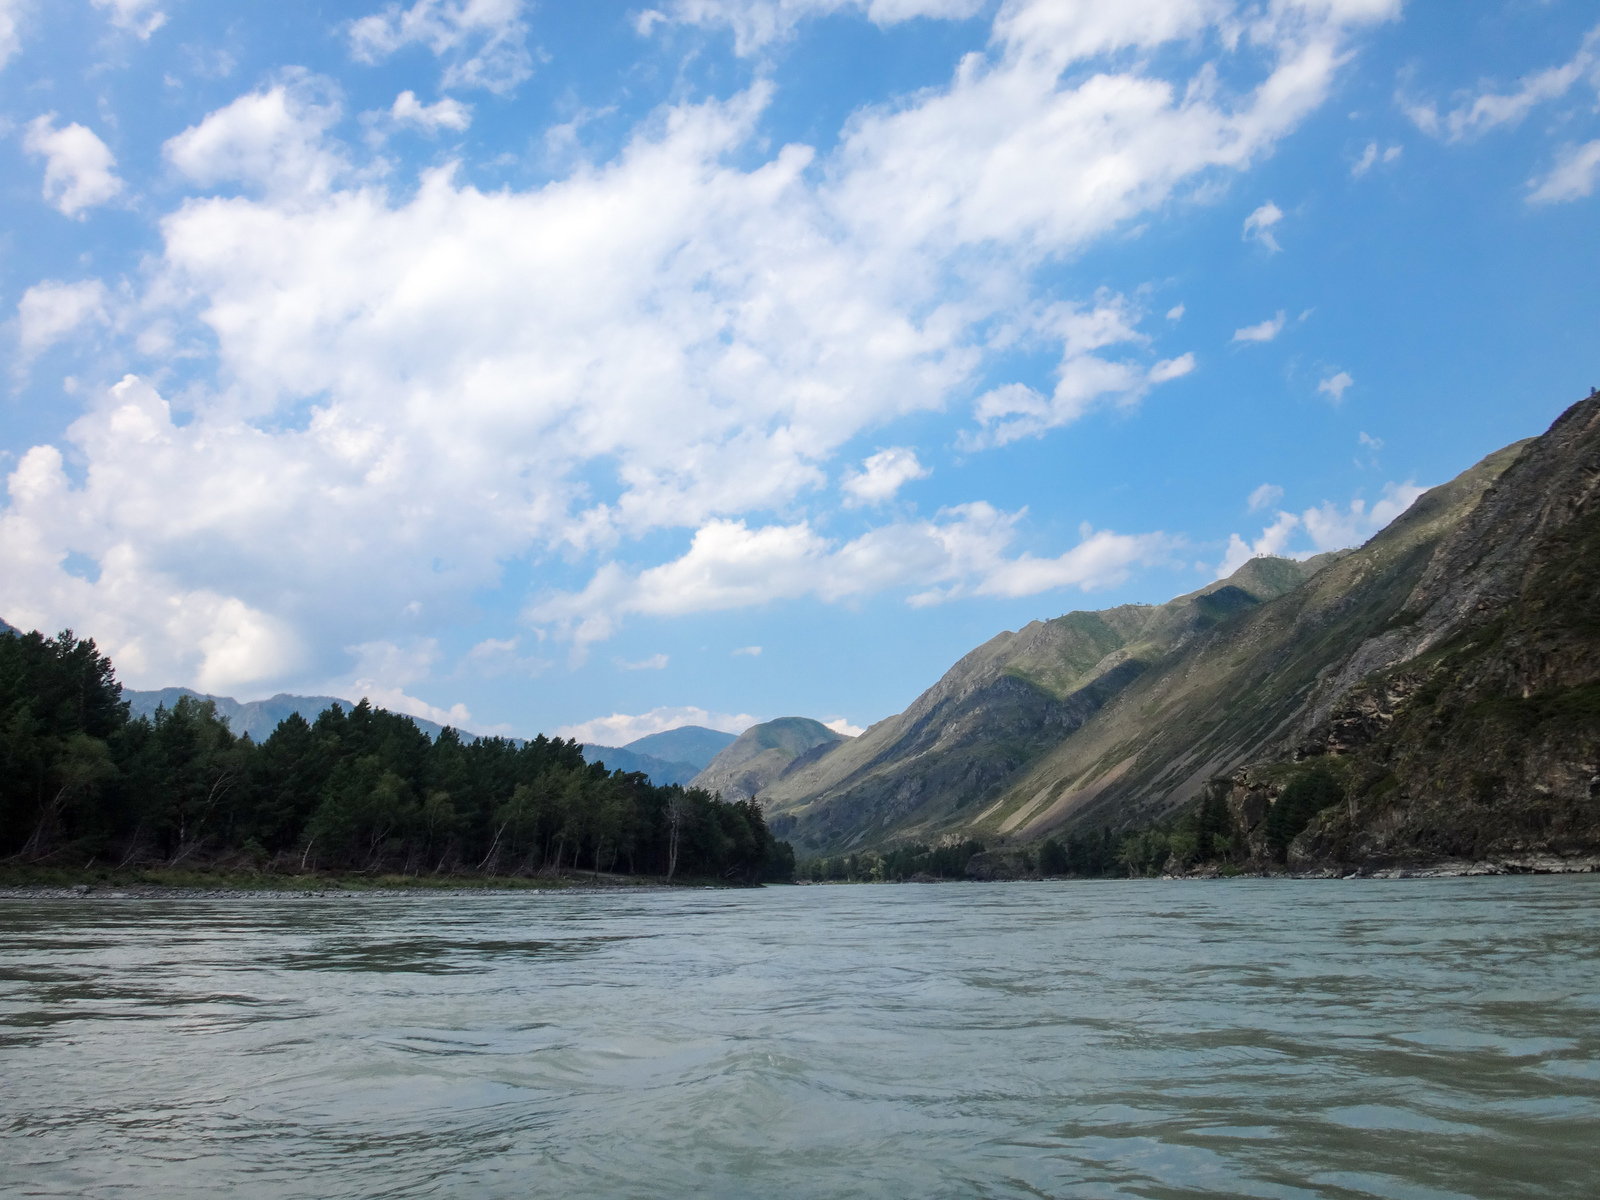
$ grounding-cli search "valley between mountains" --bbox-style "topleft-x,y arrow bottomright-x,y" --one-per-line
688,391 -> 1600,875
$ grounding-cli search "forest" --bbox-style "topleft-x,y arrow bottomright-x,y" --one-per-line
0,627 -> 794,884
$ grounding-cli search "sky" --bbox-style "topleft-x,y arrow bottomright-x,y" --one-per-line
0,0 -> 1596,746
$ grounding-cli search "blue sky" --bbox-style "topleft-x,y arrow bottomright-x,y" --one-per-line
1,0 -> 1596,745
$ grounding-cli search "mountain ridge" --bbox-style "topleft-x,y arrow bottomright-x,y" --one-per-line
769,390 -> 1600,871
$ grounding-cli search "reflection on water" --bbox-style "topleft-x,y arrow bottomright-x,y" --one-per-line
2,878 -> 1597,1198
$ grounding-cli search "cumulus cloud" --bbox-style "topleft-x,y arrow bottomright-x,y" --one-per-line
1404,25 -> 1600,143
557,706 -> 757,746
348,0 -> 532,94
1247,482 -> 1283,512
1528,140 -> 1600,206
2,0 -> 1401,692
1216,480 -> 1425,578
23,115 -> 124,217
1166,303 -> 1185,322
650,0 -> 985,55
387,89 -> 473,134
841,447 -> 930,506
528,506 -> 1181,653
1318,370 -> 1354,402
1233,311 -> 1286,343
965,299 -> 1194,447
91,0 -> 166,39
1242,201 -> 1283,251
824,716 -> 864,737
163,71 -> 346,196
16,279 -> 108,358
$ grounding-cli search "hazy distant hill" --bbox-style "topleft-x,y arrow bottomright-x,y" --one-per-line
769,391 -> 1600,872
0,617 -> 17,636
691,718 -> 849,804
580,726 -> 736,787
123,687 -> 448,742
622,726 -> 737,768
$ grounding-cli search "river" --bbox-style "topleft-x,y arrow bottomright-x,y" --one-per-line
2,876 -> 1597,1198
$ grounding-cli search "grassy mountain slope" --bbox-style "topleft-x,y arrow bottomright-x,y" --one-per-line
977,438 -> 1532,845
692,717 -> 847,804
761,555 -> 1334,853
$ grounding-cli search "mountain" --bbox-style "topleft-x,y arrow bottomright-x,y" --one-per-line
691,717 -> 849,803
0,617 -> 17,635
760,555 -> 1335,851
622,725 -> 738,769
581,726 -> 739,788
579,744 -> 703,787
770,390 -> 1600,871
123,688 -> 449,742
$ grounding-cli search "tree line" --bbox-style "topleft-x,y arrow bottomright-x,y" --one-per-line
0,627 -> 794,883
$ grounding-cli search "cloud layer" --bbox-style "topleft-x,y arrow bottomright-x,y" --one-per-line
0,0 -> 1402,701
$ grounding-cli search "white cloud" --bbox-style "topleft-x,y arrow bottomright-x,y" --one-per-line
357,683 -> 474,728
556,705 -> 757,746
1217,480 -> 1424,577
841,447 -> 930,506
1233,311 -> 1286,343
618,653 -> 669,670
1528,140 -> 1600,206
1216,509 -> 1299,578
1242,201 -> 1283,251
1301,481 -> 1424,550
1406,25 -> 1600,143
1149,352 -> 1195,383
163,71 -> 346,197
1358,431 -> 1382,450
387,89 -> 473,134
528,506 -> 1180,652
91,0 -> 166,39
23,115 -> 124,217
1247,482 -> 1283,512
17,279 -> 108,358
965,299 -> 1193,447
651,0 -> 985,55
348,0 -> 532,94
1166,303 -> 1185,322
823,716 -> 864,737
465,635 -> 550,677
0,0 -> 28,69
732,644 -> 762,656
2,0 -> 1401,693
1350,141 -> 1400,177
1318,370 -> 1354,402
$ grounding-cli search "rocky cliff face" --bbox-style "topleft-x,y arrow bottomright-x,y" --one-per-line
769,391 -> 1600,869
761,555 -> 1332,853
1278,394 -> 1600,867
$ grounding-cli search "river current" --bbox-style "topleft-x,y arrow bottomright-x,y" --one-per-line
2,877 -> 1597,1199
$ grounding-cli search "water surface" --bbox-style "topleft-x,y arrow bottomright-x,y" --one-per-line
2,877 -> 1597,1198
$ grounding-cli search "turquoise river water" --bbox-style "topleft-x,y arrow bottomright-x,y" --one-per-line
1,877 -> 1597,1198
